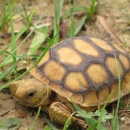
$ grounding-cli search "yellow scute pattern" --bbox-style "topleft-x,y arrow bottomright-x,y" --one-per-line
44,60 -> 66,81
57,47 -> 82,65
119,54 -> 129,70
65,72 -> 88,92
105,57 -> 124,78
98,87 -> 110,103
72,39 -> 100,57
83,90 -> 98,106
86,64 -> 109,85
90,37 -> 114,52
38,51 -> 50,66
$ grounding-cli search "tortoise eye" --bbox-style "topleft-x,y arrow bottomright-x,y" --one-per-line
26,90 -> 36,98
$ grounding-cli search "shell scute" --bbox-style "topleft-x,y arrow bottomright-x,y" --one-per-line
71,38 -> 100,57
65,72 -> 89,92
86,63 -> 109,86
56,47 -> 83,65
37,51 -> 50,67
83,90 -> 98,106
42,60 -> 66,82
105,56 -> 124,78
118,53 -> 129,71
90,37 -> 115,52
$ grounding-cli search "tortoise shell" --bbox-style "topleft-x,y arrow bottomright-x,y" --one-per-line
30,36 -> 130,107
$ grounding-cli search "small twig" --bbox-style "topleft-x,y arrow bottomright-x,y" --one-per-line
97,15 -> 123,45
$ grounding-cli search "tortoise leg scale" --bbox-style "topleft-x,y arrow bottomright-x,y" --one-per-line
49,102 -> 88,129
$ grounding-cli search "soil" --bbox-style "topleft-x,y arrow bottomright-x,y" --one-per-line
0,0 -> 130,130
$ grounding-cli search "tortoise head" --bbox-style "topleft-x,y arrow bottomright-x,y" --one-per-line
10,78 -> 51,107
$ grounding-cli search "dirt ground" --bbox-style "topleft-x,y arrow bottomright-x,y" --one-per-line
1,0 -> 130,130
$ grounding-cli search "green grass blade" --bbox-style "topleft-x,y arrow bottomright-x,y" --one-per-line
28,10 -> 35,27
59,0 -> 64,17
87,123 -> 98,130
71,100 -> 81,112
112,55 -> 121,130
87,0 -> 97,15
53,0 -> 61,44
53,0 -> 64,44
96,90 -> 114,130
63,117 -> 72,130
7,0 -> 17,77
88,117 -> 106,130
0,71 -> 11,82
30,107 -> 41,130
1,53 -> 26,68
43,113 -> 58,130
87,117 -> 98,126
44,126 -> 51,130
61,6 -> 87,21
0,7 -> 9,30
111,110 -> 119,130
63,112 -> 75,130
0,61 -> 18,81
15,25 -> 28,41
74,16 -> 86,36
10,0 -> 17,11
0,45 -> 10,56
69,1 -> 74,37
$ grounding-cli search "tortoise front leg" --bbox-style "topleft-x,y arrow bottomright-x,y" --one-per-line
49,102 -> 88,129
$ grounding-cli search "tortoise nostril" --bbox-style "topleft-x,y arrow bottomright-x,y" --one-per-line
26,90 -> 36,98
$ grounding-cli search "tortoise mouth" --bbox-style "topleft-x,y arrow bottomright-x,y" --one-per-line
14,95 -> 51,107
14,97 -> 41,107
17,100 -> 41,107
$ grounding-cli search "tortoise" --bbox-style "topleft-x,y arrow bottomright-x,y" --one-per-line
10,36 -> 130,128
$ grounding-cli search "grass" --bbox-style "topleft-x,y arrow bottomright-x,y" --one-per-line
53,0 -> 64,44
111,56 -> 121,130
7,0 -> 17,78
30,107 -> 41,130
0,0 -> 126,130
20,1 -> 35,30
0,0 -> 17,33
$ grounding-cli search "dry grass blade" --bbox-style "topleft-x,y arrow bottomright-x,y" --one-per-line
97,15 -> 123,45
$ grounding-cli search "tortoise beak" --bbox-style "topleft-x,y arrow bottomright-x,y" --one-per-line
10,80 -> 27,101
10,80 -> 24,99
10,81 -> 18,96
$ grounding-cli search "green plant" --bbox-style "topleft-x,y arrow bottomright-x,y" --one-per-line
53,0 -> 97,43
30,107 -> 41,130
0,118 -> 21,130
111,56 -> 121,130
20,2 -> 35,30
72,101 -> 113,130
0,0 -> 17,33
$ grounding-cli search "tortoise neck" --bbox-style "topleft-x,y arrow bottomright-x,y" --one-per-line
34,83 -> 52,107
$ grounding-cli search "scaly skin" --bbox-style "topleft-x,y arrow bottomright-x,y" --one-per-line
49,102 -> 88,128
10,78 -> 88,129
